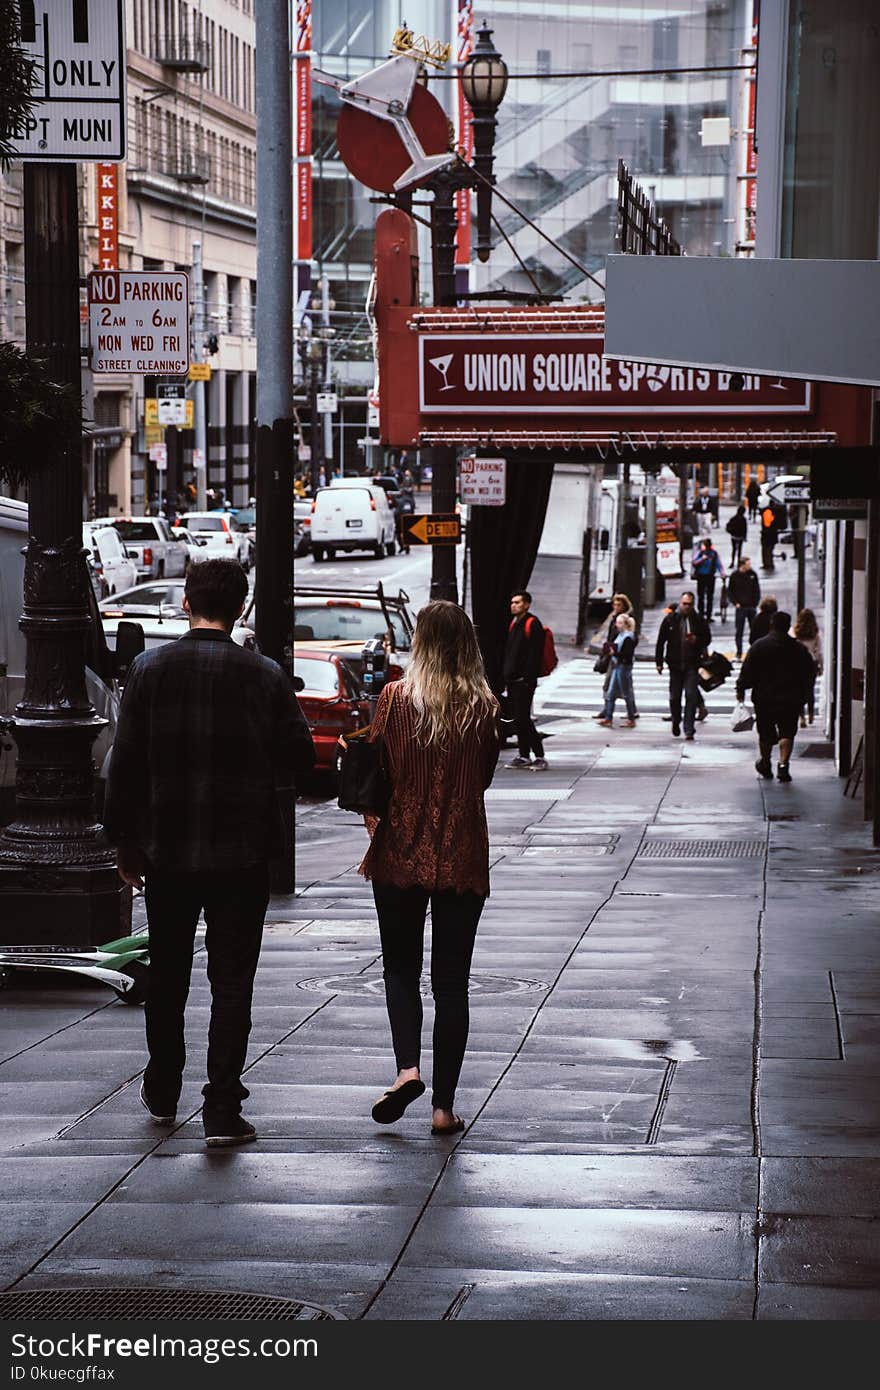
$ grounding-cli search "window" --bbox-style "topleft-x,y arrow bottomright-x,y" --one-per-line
536,49 -> 551,75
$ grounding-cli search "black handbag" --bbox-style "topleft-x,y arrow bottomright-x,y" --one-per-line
337,684 -> 398,815
593,653 -> 610,674
697,650 -> 733,692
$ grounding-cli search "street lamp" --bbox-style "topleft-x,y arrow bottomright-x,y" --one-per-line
461,24 -> 509,264
421,28 -> 507,600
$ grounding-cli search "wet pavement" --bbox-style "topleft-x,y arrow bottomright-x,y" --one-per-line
1,535 -> 879,1320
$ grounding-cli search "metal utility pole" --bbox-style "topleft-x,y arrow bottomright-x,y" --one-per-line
192,239 -> 208,509
254,0 -> 295,892
320,274 -> 333,478
429,171 -> 460,602
254,0 -> 294,667
644,492 -> 657,606
0,165 -> 123,945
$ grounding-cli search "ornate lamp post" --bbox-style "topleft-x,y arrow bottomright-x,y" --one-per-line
423,27 -> 507,600
461,24 -> 509,264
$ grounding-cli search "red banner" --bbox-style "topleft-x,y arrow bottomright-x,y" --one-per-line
455,0 -> 473,267
96,163 -> 119,271
295,1 -> 312,263
418,334 -> 813,415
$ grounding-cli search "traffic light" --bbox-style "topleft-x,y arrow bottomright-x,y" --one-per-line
206,333 -> 219,356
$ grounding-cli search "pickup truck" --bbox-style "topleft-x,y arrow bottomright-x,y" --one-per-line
86,516 -> 187,581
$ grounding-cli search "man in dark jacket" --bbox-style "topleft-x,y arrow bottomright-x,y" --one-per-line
655,591 -> 712,740
727,555 -> 761,659
503,590 -> 547,769
104,559 -> 315,1147
760,502 -> 780,571
745,477 -> 761,521
736,609 -> 815,782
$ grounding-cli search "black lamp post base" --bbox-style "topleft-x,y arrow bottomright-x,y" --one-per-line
0,862 -> 131,948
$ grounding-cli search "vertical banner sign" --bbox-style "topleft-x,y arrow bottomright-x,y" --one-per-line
295,0 -> 313,265
739,0 -> 757,252
455,0 -> 474,267
96,164 -> 119,269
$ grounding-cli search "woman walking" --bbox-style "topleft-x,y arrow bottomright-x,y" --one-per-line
597,614 -> 638,727
590,592 -> 637,719
360,601 -> 499,1136
793,607 -> 823,725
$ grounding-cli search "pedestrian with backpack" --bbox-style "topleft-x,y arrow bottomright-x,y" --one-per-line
503,590 -> 552,770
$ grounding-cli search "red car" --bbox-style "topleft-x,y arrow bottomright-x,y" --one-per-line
294,646 -> 371,781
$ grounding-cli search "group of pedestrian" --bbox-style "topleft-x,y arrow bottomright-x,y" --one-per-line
105,558 -> 504,1146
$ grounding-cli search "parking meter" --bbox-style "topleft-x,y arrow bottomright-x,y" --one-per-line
361,637 -> 388,708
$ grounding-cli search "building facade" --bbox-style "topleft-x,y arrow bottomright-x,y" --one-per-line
1,0 -> 259,517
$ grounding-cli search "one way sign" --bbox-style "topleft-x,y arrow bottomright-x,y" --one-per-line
11,1 -> 126,160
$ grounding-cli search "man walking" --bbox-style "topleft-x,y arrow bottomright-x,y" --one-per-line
504,590 -> 547,770
104,559 -> 315,1147
760,501 -> 780,571
690,537 -> 725,620
655,590 -> 711,740
736,609 -> 815,782
745,476 -> 761,521
692,485 -> 714,538
728,555 -> 761,660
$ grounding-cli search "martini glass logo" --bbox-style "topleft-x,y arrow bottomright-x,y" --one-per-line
645,365 -> 671,392
429,353 -> 455,391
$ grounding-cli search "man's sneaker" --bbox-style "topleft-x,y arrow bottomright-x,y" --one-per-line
671,724 -> 681,737
139,1081 -> 176,1126
685,733 -> 695,741
697,707 -> 708,722
203,1113 -> 257,1148
506,756 -> 532,768
755,758 -> 773,779
530,757 -> 549,770
777,762 -> 792,783
621,720 -> 636,728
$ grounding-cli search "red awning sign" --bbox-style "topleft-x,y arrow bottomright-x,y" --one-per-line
419,335 -> 812,416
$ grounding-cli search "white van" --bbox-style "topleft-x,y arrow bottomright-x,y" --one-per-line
310,483 -> 396,562
83,525 -> 138,598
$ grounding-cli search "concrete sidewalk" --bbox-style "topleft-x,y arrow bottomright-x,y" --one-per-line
1,607 -> 878,1319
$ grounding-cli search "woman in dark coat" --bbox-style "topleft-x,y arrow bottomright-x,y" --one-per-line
360,601 -> 499,1136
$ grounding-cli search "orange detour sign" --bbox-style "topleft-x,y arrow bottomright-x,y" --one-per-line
404,513 -> 461,546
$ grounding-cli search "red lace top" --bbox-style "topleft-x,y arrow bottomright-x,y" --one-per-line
359,681 -> 500,896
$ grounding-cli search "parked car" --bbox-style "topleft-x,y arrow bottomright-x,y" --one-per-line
100,580 -> 255,652
85,516 -> 188,581
368,474 -> 401,509
171,526 -> 210,569
3,497 -> 118,825
83,525 -> 138,599
173,511 -> 251,568
310,483 -> 396,561
293,646 -> 371,782
291,584 -> 415,679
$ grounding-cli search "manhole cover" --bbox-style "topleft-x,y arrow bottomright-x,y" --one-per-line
638,839 -> 764,859
0,1288 -> 337,1321
296,972 -> 548,998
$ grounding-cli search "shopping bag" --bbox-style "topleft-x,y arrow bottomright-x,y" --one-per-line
730,700 -> 754,733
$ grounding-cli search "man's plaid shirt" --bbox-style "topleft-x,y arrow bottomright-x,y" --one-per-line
103,629 -> 315,871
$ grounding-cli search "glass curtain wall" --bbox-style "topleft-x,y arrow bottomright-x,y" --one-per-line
471,0 -> 749,299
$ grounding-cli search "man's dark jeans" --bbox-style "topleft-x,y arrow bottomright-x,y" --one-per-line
669,665 -> 700,736
372,882 -> 485,1111
735,605 -> 757,656
508,678 -> 544,759
696,575 -> 715,619
143,864 -> 270,1117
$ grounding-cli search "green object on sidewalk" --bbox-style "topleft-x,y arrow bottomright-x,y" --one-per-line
0,931 -> 149,1005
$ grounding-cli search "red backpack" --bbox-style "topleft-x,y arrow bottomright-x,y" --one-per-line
513,615 -> 557,677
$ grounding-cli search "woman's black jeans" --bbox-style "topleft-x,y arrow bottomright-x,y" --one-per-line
372,881 -> 485,1111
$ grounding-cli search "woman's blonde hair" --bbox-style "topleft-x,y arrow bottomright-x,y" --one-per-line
616,613 -> 636,632
403,600 -> 494,746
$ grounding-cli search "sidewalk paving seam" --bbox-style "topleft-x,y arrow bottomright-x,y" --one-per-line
0,998 -> 117,1072
355,875 -> 624,1320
